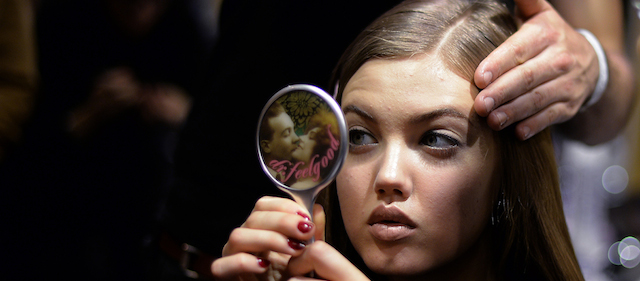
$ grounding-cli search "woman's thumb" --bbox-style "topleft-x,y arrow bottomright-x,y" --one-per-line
312,203 -> 326,242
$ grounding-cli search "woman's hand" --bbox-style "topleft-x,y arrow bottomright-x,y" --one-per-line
210,196 -> 324,280
286,241 -> 370,281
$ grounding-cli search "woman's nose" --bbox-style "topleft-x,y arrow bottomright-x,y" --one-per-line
373,143 -> 412,201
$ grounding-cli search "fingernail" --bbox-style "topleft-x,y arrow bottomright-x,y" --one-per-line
522,126 -> 531,140
296,211 -> 311,221
298,221 -> 313,233
288,238 -> 306,250
257,257 -> 270,268
483,96 -> 495,113
495,112 -> 508,128
483,71 -> 493,86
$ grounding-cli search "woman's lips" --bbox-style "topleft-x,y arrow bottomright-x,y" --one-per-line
367,205 -> 417,242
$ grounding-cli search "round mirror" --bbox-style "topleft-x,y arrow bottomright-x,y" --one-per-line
256,84 -> 347,215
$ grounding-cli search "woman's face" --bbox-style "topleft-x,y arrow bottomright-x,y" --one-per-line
337,54 -> 498,277
292,127 -> 321,163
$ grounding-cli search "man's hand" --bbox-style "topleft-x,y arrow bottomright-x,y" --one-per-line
473,0 -> 599,140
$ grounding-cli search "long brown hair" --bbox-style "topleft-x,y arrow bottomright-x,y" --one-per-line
322,0 -> 583,280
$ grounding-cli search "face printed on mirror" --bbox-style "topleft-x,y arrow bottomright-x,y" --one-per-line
337,54 -> 498,277
292,127 -> 320,164
266,112 -> 300,161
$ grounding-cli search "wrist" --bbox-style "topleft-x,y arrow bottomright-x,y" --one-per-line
577,28 -> 608,111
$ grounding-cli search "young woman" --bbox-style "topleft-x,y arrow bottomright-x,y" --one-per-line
212,0 -> 584,280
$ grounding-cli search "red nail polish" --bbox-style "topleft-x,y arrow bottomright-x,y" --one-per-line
288,238 -> 306,250
257,257 -> 270,268
298,221 -> 313,233
296,211 -> 311,221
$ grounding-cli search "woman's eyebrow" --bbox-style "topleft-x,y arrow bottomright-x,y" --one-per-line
343,105 -> 374,121
344,104 -> 479,127
409,108 -> 479,128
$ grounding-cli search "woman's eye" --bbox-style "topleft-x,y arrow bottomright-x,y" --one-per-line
420,132 -> 459,149
349,128 -> 376,146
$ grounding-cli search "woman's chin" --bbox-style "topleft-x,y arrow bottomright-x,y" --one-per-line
363,255 -> 435,278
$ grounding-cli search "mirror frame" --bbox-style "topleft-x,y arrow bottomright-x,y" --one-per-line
256,84 -> 348,194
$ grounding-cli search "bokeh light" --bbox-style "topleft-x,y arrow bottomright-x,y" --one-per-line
609,236 -> 640,268
602,165 -> 629,194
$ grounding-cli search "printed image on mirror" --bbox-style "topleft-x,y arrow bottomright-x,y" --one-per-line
258,89 -> 341,190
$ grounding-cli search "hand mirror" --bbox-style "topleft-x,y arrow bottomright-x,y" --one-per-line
256,84 -> 347,218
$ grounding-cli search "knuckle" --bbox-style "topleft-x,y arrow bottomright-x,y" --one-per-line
237,254 -> 256,272
228,228 -> 245,246
531,90 -> 546,111
561,79 -> 576,95
560,103 -> 577,123
522,67 -> 536,90
545,106 -> 565,126
243,212 -> 260,228
254,197 -> 272,209
551,52 -> 574,74
306,241 -> 332,261
545,108 -> 558,126
510,42 -> 526,65
540,22 -> 560,44
566,91 -> 584,112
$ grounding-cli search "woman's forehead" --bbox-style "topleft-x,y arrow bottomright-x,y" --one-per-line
342,55 -> 478,115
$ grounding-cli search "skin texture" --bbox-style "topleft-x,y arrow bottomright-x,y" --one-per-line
337,54 -> 498,280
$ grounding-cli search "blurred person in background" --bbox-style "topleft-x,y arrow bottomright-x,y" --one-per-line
0,0 -> 37,162
0,0 -> 216,280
